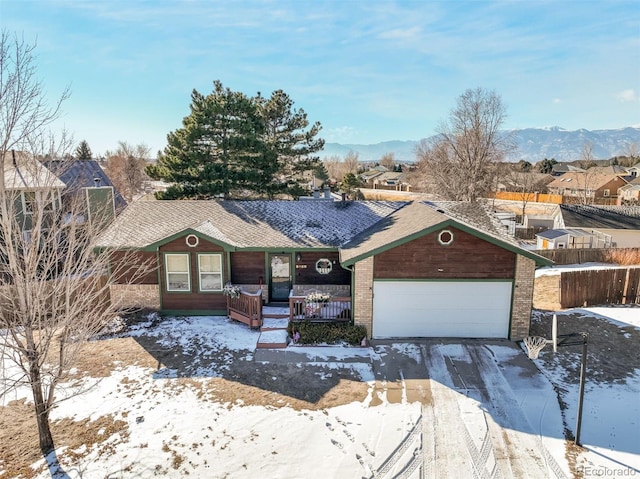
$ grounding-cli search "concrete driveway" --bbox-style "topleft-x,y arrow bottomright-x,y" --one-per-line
369,339 -> 570,479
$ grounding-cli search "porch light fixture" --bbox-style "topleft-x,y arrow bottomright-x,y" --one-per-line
296,253 -> 301,262
438,229 -> 454,246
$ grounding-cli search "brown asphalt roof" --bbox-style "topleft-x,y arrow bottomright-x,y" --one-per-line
95,199 -> 407,249
96,198 -> 550,265
340,200 -> 548,265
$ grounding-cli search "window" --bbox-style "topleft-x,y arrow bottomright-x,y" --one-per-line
603,189 -> 610,197
198,254 -> 223,291
22,191 -> 58,214
23,192 -> 36,214
166,253 -> 190,291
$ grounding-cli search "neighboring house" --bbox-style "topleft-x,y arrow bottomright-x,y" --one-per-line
496,172 -> 554,193
44,159 -> 126,228
44,159 -> 127,212
370,171 -> 411,191
95,199 -> 550,340
617,177 -> 640,205
359,166 -> 388,185
588,165 -> 631,176
536,228 -> 599,250
550,164 -> 585,176
2,151 -> 66,233
553,204 -> 640,248
626,162 -> 640,178
2,152 -> 122,233
546,172 -> 628,205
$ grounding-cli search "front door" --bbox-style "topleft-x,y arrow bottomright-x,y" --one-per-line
269,254 -> 291,302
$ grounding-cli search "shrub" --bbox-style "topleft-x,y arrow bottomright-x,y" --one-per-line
603,248 -> 640,266
287,321 -> 367,346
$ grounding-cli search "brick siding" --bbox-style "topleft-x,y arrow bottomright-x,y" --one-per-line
510,255 -> 536,340
353,257 -> 374,337
110,284 -> 160,310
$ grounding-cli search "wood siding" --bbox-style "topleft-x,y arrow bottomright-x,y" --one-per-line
110,251 -> 158,284
159,236 -> 227,311
294,251 -> 350,285
374,227 -> 516,279
230,251 -> 266,284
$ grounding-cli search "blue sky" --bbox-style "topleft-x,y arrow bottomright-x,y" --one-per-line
3,0 -> 639,156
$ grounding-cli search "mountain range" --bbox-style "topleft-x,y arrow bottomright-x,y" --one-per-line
320,127 -> 640,163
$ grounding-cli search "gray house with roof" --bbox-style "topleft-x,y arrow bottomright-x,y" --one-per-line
96,199 -> 551,340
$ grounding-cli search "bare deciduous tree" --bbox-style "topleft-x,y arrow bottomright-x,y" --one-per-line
621,142 -> 639,167
105,141 -> 151,201
322,151 -> 360,183
576,143 -> 599,205
342,150 -> 360,175
416,87 -> 514,201
0,32 -> 153,464
379,152 -> 395,170
501,166 -> 549,222
0,31 -> 70,155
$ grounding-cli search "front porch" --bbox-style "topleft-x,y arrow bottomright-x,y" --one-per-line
226,289 -> 352,349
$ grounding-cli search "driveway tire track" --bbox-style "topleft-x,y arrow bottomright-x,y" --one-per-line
373,410 -> 422,478
468,345 -> 562,478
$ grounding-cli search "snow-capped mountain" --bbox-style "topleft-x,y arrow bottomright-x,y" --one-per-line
320,127 -> 640,163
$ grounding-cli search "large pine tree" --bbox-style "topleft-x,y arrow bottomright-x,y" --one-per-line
147,82 -> 323,199
257,89 -> 324,198
148,81 -> 274,199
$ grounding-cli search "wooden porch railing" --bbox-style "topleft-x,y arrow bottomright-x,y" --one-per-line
289,296 -> 351,322
227,289 -> 263,328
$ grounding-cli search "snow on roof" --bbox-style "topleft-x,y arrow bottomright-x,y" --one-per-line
95,200 -> 408,249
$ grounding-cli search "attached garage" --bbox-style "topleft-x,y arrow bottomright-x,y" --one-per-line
372,280 -> 512,338
340,201 -> 552,340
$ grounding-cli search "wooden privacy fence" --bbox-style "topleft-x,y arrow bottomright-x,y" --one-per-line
534,248 -> 640,265
491,191 -> 563,204
560,267 -> 640,308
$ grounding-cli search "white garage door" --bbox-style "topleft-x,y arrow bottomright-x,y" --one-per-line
372,281 -> 512,339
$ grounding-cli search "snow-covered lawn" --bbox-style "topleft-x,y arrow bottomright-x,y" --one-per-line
0,305 -> 637,478
530,306 -> 640,478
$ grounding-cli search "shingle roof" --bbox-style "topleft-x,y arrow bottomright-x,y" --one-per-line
339,202 -> 445,263
536,228 -> 594,240
547,172 -> 625,190
340,200 -> 549,265
560,204 -> 640,229
44,160 -> 127,211
95,200 -> 407,249
2,151 -> 66,189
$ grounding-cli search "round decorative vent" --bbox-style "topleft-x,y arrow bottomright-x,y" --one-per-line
315,258 -> 333,274
438,229 -> 454,246
185,234 -> 199,247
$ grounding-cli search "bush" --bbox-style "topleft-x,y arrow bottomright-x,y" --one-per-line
287,321 -> 367,346
603,248 -> 640,266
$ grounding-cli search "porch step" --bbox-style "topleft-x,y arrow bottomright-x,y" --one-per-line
262,305 -> 290,319
261,317 -> 289,331
256,329 -> 289,349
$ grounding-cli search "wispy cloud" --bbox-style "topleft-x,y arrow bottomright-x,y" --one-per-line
325,126 -> 358,143
616,89 -> 639,103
